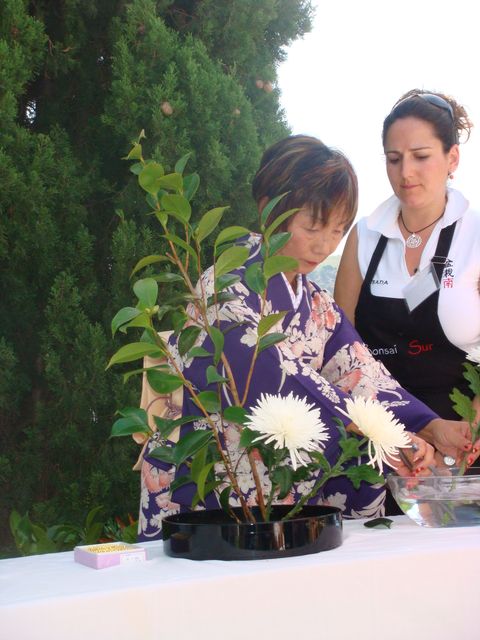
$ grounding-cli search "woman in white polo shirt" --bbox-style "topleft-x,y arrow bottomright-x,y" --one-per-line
335,89 -> 480,422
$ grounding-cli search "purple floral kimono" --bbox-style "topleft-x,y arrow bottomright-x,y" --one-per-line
138,235 -> 437,540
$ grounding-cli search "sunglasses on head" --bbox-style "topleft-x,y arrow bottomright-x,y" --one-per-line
396,92 -> 454,121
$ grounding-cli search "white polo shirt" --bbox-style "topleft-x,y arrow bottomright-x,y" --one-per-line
356,188 -> 480,352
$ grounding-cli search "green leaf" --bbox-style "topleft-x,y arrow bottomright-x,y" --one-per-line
206,365 -> 228,384
191,480 -> 222,508
245,262 -> 266,294
125,143 -> 143,161
111,307 -> 141,337
183,173 -> 200,201
339,437 -> 364,459
223,406 -> 249,425
194,391 -> 220,413
173,430 -> 214,466
263,255 -> 298,280
464,362 -> 480,396
111,416 -> 150,438
215,274 -> 241,292
309,451 -> 331,473
264,208 -> 299,240
161,193 -> 191,223
186,346 -> 211,359
147,368 -> 183,394
215,246 -> 249,278
257,332 -> 286,354
257,311 -> 287,338
163,233 -> 197,260
129,162 -> 143,175
133,278 -> 158,309
260,193 -> 288,227
146,193 -> 159,209
178,326 -> 201,356
190,446 -> 208,482
449,388 -> 477,422
170,308 -> 188,335
138,162 -> 164,195
196,463 -> 215,503
219,486 -> 231,513
262,232 -> 291,257
148,446 -> 175,465
215,226 -> 249,249
152,272 -> 184,284
130,255 -> 169,278
153,414 -> 197,438
209,326 -> 224,365
239,426 -> 258,448
206,292 -> 238,308
364,517 -> 393,529
196,207 -> 228,243
271,466 -> 294,500
107,343 -> 163,368
175,152 -> 192,175
345,465 -> 383,489
170,475 -> 192,493
157,173 -> 183,192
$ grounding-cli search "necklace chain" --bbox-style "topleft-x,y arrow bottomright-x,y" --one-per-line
399,210 -> 444,249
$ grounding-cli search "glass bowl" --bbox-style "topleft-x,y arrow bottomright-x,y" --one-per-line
387,467 -> 480,528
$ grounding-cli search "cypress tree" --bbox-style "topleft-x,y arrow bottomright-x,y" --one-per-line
0,0 -> 313,553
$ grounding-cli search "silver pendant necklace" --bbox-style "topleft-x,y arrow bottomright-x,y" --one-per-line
399,211 -> 444,249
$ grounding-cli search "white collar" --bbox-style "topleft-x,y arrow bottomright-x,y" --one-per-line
281,273 -> 303,310
367,188 -> 469,238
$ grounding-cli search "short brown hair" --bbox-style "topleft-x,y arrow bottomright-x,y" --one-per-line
251,135 -> 358,232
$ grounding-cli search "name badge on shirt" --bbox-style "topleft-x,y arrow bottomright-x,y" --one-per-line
402,263 -> 440,312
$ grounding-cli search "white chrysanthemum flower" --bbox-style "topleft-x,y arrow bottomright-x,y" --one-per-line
466,345 -> 480,365
245,392 -> 330,470
337,397 -> 411,473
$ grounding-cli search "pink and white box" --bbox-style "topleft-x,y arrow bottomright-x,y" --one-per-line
74,542 -> 146,569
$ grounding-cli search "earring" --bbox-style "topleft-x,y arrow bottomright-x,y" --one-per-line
448,172 -> 454,180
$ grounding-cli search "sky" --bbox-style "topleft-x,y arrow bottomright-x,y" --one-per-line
277,0 -> 480,252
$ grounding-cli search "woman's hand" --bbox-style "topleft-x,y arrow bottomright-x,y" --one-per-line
418,418 -> 480,468
388,432 -> 436,477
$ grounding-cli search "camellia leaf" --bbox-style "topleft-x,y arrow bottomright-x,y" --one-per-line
125,143 -> 143,161
111,417 -> 151,438
183,173 -> 200,201
173,430 -> 214,466
163,233 -> 197,261
129,162 -> 143,175
214,225 -> 249,249
262,231 -> 292,258
245,262 -> 266,294
111,307 -> 141,337
133,278 -> 158,309
170,475 -> 193,493
214,273 -> 241,292
174,152 -> 192,175
264,207 -> 299,240
148,446 -> 175,465
257,311 -> 287,338
153,414 -> 198,438
130,254 -> 169,278
206,365 -> 228,384
260,193 -> 288,227
138,162 -> 164,195
206,292 -> 238,308
364,517 -> 393,529
194,391 -> 220,413
219,486 -> 231,514
263,255 -> 298,281
186,346 -> 211,359
215,246 -> 249,278
106,343 -> 163,368
257,332 -> 286,354
209,326 -> 224,365
157,172 -> 183,192
178,326 -> 201,357
195,462 -> 216,503
195,207 -> 229,243
146,368 -> 184,394
152,272 -> 184,284
223,406 -> 249,425
161,193 -> 191,223
239,426 -> 258,448
190,446 -> 208,482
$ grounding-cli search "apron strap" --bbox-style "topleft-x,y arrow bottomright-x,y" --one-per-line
361,234 -> 388,293
430,221 -> 457,280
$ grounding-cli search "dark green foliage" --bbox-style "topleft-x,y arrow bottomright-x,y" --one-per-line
0,0 -> 312,555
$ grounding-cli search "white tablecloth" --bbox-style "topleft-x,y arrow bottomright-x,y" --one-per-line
1,516 -> 478,640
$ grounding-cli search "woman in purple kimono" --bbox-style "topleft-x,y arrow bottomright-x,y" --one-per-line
138,136 -> 473,540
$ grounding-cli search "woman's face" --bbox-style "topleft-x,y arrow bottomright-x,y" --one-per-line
278,207 -> 347,285
384,116 -> 459,213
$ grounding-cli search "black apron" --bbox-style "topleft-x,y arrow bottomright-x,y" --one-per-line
355,222 -> 471,419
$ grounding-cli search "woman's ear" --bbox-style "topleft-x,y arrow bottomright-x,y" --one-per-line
448,144 -> 460,175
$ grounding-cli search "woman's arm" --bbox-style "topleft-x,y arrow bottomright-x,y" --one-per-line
333,224 -> 363,324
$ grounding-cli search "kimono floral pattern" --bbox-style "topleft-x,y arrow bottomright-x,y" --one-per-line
138,235 -> 437,540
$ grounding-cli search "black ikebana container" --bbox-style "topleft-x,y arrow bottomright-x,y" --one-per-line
162,505 -> 342,560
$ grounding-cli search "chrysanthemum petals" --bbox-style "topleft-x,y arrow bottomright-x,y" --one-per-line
338,397 -> 411,473
465,345 -> 480,365
245,392 -> 330,470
